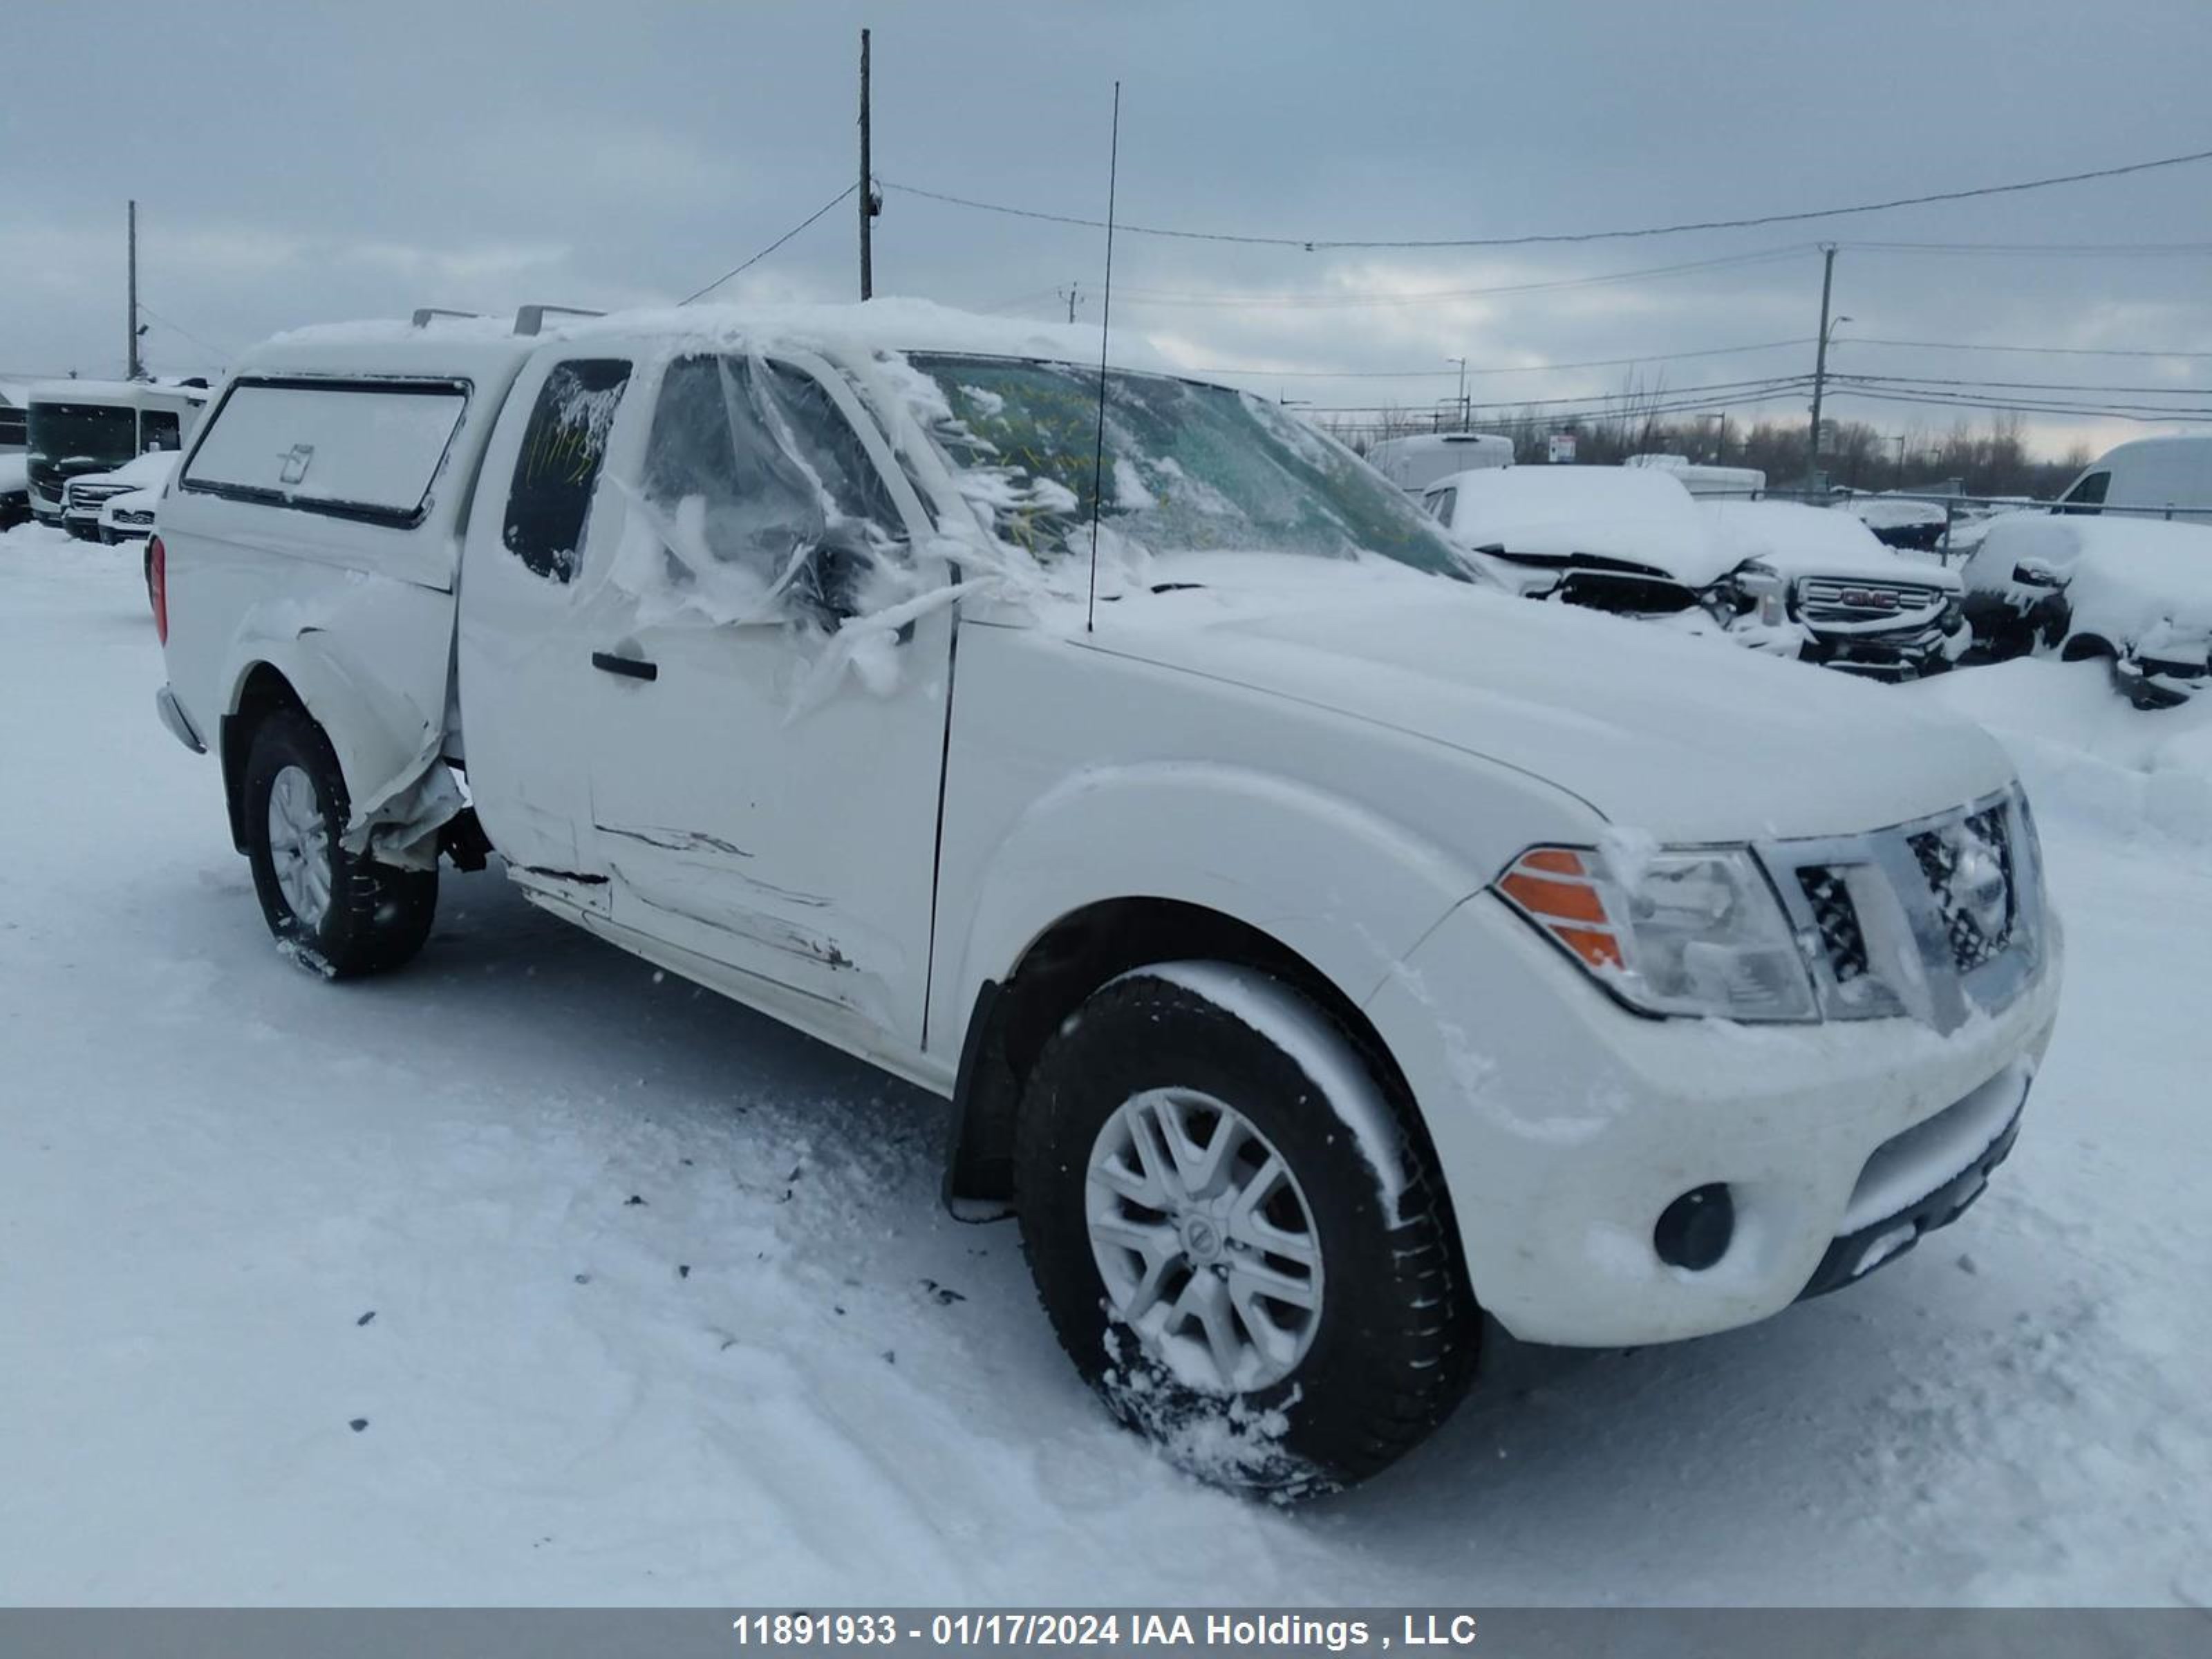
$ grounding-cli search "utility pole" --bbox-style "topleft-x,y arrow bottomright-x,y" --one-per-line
1059,282 -> 1080,323
1806,243 -> 1836,494
126,200 -> 142,381
1447,355 -> 1469,430
858,29 -> 874,301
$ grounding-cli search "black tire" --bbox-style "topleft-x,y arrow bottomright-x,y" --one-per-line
1014,964 -> 1477,1499
241,706 -> 438,978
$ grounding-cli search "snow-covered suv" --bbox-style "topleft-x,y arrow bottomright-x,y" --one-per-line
151,301 -> 2063,1496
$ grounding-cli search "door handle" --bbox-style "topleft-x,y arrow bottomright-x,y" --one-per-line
591,650 -> 658,682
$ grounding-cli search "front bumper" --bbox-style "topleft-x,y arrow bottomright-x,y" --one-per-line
1799,615 -> 1971,677
1365,888 -> 2062,1349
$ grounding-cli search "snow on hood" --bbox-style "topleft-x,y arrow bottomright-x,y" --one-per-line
1440,465 -> 1739,588
1705,500 -> 1960,588
1088,553 -> 2014,843
1842,496 -> 1948,530
77,451 -> 180,493
1966,515 -> 2212,648
0,454 -> 25,494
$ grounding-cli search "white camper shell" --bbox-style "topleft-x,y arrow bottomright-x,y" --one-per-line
152,300 -> 2059,1497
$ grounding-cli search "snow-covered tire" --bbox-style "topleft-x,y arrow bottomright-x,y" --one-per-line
1013,962 -> 1477,1498
241,707 -> 437,979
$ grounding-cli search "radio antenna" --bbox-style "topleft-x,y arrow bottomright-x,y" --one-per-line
1085,82 -> 1121,635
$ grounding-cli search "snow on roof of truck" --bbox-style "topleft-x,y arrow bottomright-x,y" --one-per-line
25,377 -> 207,404
244,297 -> 1177,382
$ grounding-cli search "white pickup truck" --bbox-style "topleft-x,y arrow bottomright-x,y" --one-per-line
151,300 -> 2062,1496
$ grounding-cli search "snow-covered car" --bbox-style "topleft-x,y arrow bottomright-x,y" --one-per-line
1424,467 -> 1967,677
0,451 -> 28,531
1706,499 -> 1969,678
62,450 -> 180,543
1962,514 -> 2212,707
86,451 -> 180,545
1840,493 -> 1950,551
151,301 -> 2062,1497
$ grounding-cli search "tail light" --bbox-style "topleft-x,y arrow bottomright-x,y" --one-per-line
149,535 -> 169,644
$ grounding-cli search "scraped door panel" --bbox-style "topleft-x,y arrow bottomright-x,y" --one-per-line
585,351 -> 951,1053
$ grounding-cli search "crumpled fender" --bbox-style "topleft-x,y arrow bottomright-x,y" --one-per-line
223,584 -> 462,870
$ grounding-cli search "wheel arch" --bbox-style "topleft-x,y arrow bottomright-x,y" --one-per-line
944,896 -> 1435,1217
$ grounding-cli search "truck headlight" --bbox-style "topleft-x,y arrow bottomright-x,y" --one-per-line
1494,844 -> 1817,1021
1730,561 -> 1790,626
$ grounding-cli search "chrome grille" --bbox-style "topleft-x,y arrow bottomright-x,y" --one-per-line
1798,577 -> 1949,625
1797,867 -> 1869,983
1906,805 -> 2015,973
1763,787 -> 2045,1034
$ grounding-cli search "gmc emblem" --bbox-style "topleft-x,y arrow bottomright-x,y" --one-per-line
1842,588 -> 1900,610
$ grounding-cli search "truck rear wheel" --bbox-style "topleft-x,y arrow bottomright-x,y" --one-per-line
242,708 -> 437,978
1013,962 -> 1477,1498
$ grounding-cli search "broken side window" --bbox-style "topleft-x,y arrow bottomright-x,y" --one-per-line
635,354 -> 907,626
503,357 -> 634,582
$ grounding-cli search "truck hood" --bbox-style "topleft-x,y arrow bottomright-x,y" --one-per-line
1081,554 -> 2014,842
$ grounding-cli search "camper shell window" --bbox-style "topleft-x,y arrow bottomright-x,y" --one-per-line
180,376 -> 471,529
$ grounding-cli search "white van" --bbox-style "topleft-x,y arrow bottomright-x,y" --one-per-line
1363,431 -> 1513,494
152,300 -> 2059,1496
22,379 -> 207,527
2053,435 -> 2212,523
1624,452 -> 1768,499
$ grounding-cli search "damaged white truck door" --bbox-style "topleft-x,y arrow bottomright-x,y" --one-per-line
458,353 -> 641,916
579,349 -> 953,1058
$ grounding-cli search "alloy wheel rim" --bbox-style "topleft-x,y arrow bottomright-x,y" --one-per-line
1085,1087 -> 1324,1394
266,765 -> 332,930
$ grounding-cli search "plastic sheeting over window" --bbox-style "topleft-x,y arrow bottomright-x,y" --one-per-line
614,353 -> 910,636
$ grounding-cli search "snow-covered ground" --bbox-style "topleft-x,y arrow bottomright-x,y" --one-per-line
3,523 -> 2208,1607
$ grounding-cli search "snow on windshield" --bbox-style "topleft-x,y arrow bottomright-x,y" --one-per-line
908,355 -> 1467,579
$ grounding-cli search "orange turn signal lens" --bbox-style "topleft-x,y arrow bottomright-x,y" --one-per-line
1494,847 -> 1626,975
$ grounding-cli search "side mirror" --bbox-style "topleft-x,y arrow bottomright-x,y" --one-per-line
2012,560 -> 2063,588
798,532 -> 915,643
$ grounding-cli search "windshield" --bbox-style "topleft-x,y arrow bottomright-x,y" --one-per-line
910,355 -> 1468,578
28,403 -> 137,469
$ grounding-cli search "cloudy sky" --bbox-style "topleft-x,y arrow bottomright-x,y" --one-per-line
8,0 -> 2212,460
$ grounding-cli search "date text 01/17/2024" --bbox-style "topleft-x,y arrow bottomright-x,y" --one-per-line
728,1611 -> 1483,1649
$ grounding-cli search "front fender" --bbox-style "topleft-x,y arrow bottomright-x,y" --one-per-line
937,761 -> 1494,1051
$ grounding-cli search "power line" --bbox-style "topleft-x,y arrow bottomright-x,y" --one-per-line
1110,246 -> 1813,308
1837,371 -> 2212,397
1847,335 -> 2212,359
1191,338 -> 1813,379
883,142 -> 2212,250
1297,376 -> 1813,415
1847,238 -> 2212,256
135,303 -> 232,362
1824,383 -> 2212,423
681,182 -> 859,306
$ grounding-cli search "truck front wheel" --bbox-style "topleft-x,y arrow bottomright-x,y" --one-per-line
242,708 -> 437,977
1013,962 -> 1477,1497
